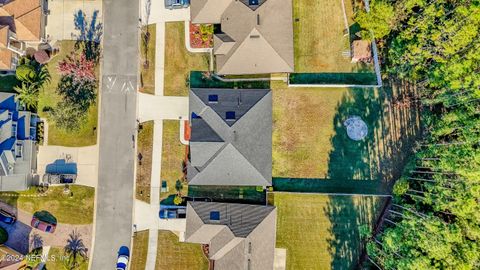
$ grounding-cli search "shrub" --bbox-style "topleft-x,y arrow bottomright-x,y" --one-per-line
0,227 -> 8,244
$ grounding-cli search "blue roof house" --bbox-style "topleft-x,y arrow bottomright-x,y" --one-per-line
0,92 -> 38,191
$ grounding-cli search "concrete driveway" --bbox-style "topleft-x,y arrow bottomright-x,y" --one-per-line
0,202 -> 92,254
45,0 -> 103,43
37,145 -> 99,188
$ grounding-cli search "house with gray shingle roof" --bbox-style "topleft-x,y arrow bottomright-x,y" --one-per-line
190,0 -> 294,75
185,201 -> 277,270
187,88 -> 272,186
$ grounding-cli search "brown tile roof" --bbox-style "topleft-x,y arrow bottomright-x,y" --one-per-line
0,48 -> 13,69
0,26 -> 8,48
0,0 -> 42,41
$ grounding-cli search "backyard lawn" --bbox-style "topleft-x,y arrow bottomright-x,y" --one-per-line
271,80 -> 421,192
272,193 -> 386,270
160,121 -> 186,200
0,185 -> 95,224
136,121 -> 154,203
156,230 -> 209,270
164,22 -> 210,96
293,0 -> 368,72
131,230 -> 149,270
38,40 -> 98,146
140,24 -> 156,95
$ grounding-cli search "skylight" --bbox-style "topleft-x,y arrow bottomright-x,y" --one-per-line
210,211 -> 220,221
225,111 -> 236,120
208,94 -> 219,103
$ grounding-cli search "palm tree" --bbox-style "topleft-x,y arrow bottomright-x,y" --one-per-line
64,230 -> 88,269
14,82 -> 39,110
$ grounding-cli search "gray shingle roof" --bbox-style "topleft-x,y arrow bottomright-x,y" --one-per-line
191,0 -> 294,75
185,202 -> 277,270
188,88 -> 272,186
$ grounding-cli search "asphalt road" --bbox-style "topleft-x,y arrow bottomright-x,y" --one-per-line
90,0 -> 139,269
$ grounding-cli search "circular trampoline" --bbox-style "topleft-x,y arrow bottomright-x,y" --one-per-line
344,116 -> 368,141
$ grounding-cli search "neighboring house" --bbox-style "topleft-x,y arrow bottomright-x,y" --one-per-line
191,0 -> 294,75
0,92 -> 37,191
0,244 -> 26,269
187,88 -> 272,186
185,201 -> 277,270
0,0 -> 47,70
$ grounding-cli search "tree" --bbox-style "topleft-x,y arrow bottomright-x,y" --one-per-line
0,227 -> 8,244
64,230 -> 88,270
58,53 -> 96,83
56,75 -> 96,111
355,0 -> 395,39
173,195 -> 183,205
14,82 -> 39,110
15,64 -> 36,82
13,58 -> 51,110
48,101 -> 88,131
175,179 -> 183,195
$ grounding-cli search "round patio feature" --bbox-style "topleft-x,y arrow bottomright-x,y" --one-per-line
34,50 -> 50,64
344,116 -> 368,141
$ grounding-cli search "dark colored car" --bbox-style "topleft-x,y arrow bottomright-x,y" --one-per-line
159,205 -> 186,219
31,211 -> 57,233
117,246 -> 130,270
0,209 -> 16,224
165,0 -> 190,9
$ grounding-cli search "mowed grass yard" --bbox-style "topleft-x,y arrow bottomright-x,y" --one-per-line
293,0 -> 365,72
46,247 -> 88,270
272,81 -> 421,189
160,121 -> 186,199
140,24 -> 156,95
136,121 -> 154,203
272,193 -> 386,270
130,230 -> 149,270
0,185 -> 95,224
156,230 -> 209,270
39,41 -> 98,146
164,22 -> 210,96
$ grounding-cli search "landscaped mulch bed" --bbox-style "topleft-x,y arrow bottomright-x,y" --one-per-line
189,23 -> 213,48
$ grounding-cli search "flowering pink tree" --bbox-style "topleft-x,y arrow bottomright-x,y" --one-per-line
58,53 -> 96,83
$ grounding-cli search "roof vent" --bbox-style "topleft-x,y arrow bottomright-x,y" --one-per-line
250,35 -> 260,39
257,14 -> 260,25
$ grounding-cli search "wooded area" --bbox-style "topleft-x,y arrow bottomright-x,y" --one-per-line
356,0 -> 480,269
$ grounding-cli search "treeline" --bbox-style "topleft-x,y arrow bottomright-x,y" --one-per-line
356,0 -> 480,269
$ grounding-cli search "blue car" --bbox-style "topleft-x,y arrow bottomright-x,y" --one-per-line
0,209 -> 16,224
165,0 -> 190,9
116,246 -> 130,270
159,205 -> 186,219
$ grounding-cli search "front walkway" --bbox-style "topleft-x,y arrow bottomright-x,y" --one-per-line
45,0 -> 103,43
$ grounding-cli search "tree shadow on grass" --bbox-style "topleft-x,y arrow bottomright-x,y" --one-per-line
325,79 -> 422,269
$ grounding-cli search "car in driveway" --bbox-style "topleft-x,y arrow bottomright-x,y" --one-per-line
159,205 -> 186,219
165,0 -> 190,9
116,246 -> 130,270
0,209 -> 16,224
31,211 -> 57,233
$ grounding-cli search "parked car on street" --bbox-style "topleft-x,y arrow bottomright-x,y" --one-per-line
116,246 -> 130,270
159,205 -> 186,219
0,209 -> 16,224
165,0 -> 190,9
31,211 -> 57,233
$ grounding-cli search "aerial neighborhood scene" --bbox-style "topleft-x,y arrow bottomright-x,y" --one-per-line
0,0 -> 478,269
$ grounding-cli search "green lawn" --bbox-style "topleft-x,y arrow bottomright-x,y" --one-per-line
272,193 -> 386,270
271,80 -> 421,192
293,0 -> 369,72
140,24 -> 156,95
38,40 -> 98,146
160,121 -> 186,200
46,247 -> 88,270
164,22 -> 210,96
131,230 -> 149,270
0,75 -> 19,92
0,185 -> 95,224
136,121 -> 154,203
156,230 -> 209,270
